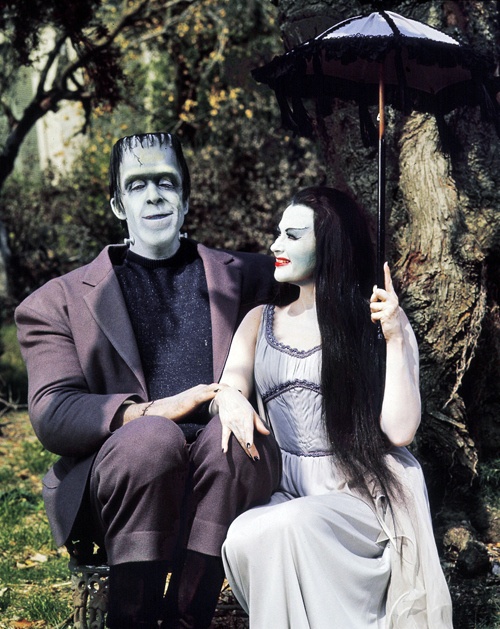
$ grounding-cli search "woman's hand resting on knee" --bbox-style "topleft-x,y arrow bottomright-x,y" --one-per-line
210,386 -> 269,461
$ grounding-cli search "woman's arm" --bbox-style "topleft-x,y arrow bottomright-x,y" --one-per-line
370,263 -> 421,446
210,305 -> 268,459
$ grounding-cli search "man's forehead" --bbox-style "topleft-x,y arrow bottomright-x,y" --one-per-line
120,143 -> 180,177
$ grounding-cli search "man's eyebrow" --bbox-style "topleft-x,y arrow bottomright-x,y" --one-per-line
123,171 -> 180,188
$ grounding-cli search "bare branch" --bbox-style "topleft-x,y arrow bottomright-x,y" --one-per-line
0,99 -> 18,127
0,398 -> 27,417
57,0 -> 151,91
35,33 -> 67,99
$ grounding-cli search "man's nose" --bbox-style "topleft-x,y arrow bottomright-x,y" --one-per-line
146,182 -> 163,204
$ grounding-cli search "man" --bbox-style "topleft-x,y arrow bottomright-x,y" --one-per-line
15,132 -> 282,628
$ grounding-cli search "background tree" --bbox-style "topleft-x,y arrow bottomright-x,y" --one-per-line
269,0 -> 500,544
0,0 -> 235,190
0,0 -> 324,307
0,1 -> 499,624
2,0 -> 498,542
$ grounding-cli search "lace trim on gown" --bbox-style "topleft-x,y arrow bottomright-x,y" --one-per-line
264,304 -> 321,358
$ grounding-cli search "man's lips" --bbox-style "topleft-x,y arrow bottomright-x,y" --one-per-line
275,257 -> 290,267
144,212 -> 173,220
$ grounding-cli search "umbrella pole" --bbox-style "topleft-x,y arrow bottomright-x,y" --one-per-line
377,63 -> 386,289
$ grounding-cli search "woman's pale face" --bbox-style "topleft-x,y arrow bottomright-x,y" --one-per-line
270,204 -> 316,285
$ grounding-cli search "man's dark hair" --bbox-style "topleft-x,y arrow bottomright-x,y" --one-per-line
109,133 -> 191,206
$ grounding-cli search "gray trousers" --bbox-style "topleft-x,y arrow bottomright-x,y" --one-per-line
88,415 -> 281,566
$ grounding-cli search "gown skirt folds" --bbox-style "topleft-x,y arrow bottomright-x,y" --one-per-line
222,305 -> 453,629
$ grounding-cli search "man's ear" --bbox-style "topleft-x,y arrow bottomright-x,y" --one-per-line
183,200 -> 189,216
110,196 -> 126,220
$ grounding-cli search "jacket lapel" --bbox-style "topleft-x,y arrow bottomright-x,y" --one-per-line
198,244 -> 241,382
82,246 -> 148,396
80,244 -> 241,393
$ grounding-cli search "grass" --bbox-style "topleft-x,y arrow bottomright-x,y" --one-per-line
2,412 -> 500,629
0,411 -> 73,628
0,324 -> 28,405
0,323 -> 499,628
0,324 -> 73,627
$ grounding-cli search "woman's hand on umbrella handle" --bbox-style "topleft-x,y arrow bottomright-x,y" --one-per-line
370,262 -> 404,341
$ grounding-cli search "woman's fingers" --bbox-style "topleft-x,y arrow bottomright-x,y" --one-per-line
369,263 -> 402,337
383,261 -> 394,293
216,387 -> 261,460
221,419 -> 255,459
221,423 -> 232,454
255,413 -> 271,436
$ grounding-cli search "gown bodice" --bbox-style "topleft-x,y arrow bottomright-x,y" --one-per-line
254,305 -> 346,497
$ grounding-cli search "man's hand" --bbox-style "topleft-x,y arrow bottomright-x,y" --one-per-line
214,386 -> 270,460
119,384 -> 219,426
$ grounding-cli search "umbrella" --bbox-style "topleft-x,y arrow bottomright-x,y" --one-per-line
252,10 -> 499,285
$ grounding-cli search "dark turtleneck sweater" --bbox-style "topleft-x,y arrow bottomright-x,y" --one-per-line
114,239 -> 213,442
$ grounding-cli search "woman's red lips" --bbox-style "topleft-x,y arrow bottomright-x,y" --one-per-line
275,258 -> 290,267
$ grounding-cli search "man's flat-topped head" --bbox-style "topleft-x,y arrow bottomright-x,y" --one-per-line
109,133 -> 191,260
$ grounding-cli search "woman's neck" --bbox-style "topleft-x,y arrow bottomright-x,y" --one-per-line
289,283 -> 316,314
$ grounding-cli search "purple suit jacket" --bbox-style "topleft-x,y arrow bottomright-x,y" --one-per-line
15,242 -> 277,546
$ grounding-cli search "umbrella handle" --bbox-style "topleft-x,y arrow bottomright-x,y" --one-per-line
378,63 -> 385,141
377,63 -> 386,289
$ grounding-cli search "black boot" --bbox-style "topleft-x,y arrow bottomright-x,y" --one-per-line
107,560 -> 168,628
163,550 -> 225,629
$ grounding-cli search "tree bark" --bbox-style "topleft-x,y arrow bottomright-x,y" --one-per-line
270,0 -> 500,528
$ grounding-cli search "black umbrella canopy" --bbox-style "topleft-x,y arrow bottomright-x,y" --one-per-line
253,10 -> 498,141
253,10 -> 499,285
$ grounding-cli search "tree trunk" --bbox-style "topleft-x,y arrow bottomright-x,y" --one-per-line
271,0 -> 500,530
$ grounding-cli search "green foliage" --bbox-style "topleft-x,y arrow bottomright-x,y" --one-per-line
0,0 -> 123,102
0,324 -> 27,403
2,164 -> 123,306
1,0 -> 325,306
479,458 -> 500,508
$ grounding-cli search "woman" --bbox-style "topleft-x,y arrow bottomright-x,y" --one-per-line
211,187 -> 452,628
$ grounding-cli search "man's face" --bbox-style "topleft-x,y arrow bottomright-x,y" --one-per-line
111,141 -> 188,259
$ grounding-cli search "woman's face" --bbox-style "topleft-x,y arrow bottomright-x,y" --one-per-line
270,204 -> 316,285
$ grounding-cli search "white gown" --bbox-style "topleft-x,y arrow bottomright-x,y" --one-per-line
222,305 -> 453,628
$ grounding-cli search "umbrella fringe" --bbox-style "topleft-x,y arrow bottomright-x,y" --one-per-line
275,80 -> 314,137
313,52 -> 333,118
251,10 -> 500,149
291,95 -> 314,137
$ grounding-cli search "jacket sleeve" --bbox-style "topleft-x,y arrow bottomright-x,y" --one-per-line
15,282 -> 140,458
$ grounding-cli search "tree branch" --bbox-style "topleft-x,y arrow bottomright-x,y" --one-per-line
35,33 -> 67,99
57,0 -> 151,92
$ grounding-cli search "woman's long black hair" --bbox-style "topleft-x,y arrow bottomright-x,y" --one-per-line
291,186 -> 401,503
